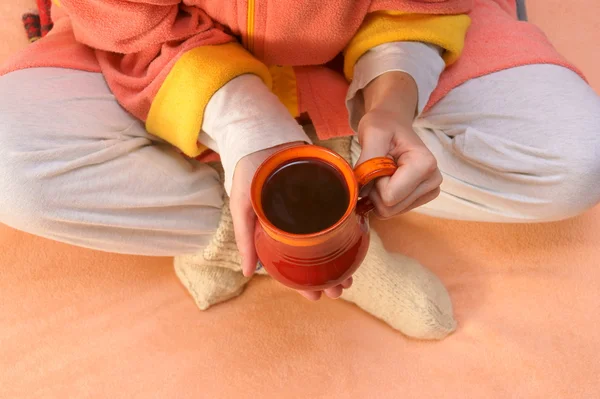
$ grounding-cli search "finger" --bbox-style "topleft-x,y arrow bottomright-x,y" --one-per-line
299,290 -> 322,301
371,183 -> 441,220
341,276 -> 353,289
324,285 -> 343,299
231,199 -> 259,277
373,171 -> 442,218
401,187 -> 441,214
369,190 -> 393,220
375,151 -> 438,207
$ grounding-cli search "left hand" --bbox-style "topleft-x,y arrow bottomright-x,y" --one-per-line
356,71 -> 442,218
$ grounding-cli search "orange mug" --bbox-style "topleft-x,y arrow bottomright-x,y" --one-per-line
251,144 -> 397,291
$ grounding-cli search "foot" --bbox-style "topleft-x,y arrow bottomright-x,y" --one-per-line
342,231 -> 456,340
174,256 -> 249,310
174,194 -> 249,310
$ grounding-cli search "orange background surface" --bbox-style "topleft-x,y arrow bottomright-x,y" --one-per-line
1,1 -> 599,397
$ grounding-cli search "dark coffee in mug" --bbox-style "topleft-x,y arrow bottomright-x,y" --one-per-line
261,158 -> 350,234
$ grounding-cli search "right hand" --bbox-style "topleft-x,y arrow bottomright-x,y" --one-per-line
229,143 -> 353,301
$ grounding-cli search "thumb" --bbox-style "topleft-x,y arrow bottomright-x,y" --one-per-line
355,136 -> 391,168
231,198 -> 259,277
355,118 -> 394,167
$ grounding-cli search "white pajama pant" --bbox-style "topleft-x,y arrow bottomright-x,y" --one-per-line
0,65 -> 599,256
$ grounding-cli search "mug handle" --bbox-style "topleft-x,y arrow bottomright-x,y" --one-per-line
354,157 -> 398,215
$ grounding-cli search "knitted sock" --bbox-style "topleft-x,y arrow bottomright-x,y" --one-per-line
174,260 -> 249,311
174,195 -> 251,310
341,231 -> 456,339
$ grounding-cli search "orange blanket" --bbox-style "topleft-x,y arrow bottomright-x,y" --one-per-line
1,1 -> 599,397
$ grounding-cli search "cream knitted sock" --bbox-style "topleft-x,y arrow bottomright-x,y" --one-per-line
174,261 -> 249,311
341,231 -> 456,339
174,195 -> 251,310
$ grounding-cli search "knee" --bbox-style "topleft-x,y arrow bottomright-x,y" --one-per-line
0,115 -> 50,232
541,163 -> 600,221
0,162 -> 45,234
527,113 -> 600,221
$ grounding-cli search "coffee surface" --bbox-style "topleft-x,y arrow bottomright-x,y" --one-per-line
261,159 -> 350,234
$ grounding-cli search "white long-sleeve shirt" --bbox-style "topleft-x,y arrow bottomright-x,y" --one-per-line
199,42 -> 445,193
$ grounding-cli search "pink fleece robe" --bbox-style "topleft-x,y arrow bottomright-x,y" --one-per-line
0,0 -> 584,145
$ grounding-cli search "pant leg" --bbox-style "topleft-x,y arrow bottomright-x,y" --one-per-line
0,68 -> 224,255
351,64 -> 600,222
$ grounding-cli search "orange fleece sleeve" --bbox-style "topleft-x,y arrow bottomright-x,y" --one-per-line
59,0 -> 271,157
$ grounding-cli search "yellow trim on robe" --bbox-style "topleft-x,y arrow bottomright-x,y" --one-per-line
344,12 -> 471,80
146,43 -> 272,157
268,65 -> 299,117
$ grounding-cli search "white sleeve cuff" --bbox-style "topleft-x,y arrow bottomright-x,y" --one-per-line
199,74 -> 311,194
346,41 -> 445,132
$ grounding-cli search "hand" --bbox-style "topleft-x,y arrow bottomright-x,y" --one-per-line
357,72 -> 442,218
229,142 -> 353,300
